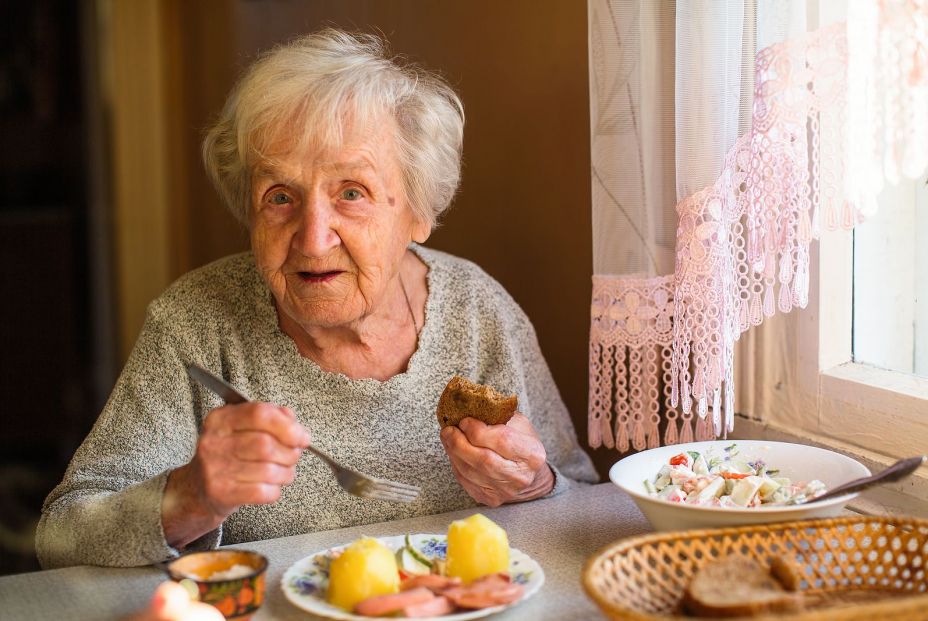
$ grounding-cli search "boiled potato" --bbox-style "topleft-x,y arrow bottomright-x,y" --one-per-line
446,513 -> 509,584
326,538 -> 399,610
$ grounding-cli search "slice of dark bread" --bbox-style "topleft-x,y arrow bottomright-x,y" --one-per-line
682,555 -> 803,618
769,556 -> 802,592
436,376 -> 518,428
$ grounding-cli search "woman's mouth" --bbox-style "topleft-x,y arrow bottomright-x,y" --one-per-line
297,270 -> 342,284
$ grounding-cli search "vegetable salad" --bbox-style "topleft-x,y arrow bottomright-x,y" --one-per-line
643,444 -> 827,507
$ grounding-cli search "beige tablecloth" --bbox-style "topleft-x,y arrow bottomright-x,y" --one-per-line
0,482 -> 649,620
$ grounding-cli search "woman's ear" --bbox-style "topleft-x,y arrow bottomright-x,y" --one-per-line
411,217 -> 431,244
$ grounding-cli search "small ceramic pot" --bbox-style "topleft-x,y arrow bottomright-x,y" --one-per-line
163,550 -> 268,620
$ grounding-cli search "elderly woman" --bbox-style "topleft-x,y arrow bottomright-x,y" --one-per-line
37,29 -> 597,569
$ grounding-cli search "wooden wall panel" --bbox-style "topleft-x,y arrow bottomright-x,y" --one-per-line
162,0 -> 245,275
107,0 -> 173,361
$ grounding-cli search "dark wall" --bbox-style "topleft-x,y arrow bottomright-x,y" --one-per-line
0,0 -> 96,575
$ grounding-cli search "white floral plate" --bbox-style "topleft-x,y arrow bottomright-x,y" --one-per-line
281,533 -> 544,620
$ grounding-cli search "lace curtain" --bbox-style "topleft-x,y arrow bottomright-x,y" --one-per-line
588,0 -> 928,453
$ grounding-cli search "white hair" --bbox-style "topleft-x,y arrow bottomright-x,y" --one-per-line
202,29 -> 465,229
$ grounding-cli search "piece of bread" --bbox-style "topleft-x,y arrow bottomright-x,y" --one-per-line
436,376 -> 518,428
682,555 -> 803,618
769,555 -> 802,592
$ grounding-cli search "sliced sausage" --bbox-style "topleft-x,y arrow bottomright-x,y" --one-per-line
468,573 -> 516,592
443,575 -> 524,610
479,573 -> 511,583
400,574 -> 462,593
485,583 -> 524,606
401,595 -> 456,618
353,587 -> 435,617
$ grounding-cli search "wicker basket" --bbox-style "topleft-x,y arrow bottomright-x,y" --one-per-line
582,516 -> 928,620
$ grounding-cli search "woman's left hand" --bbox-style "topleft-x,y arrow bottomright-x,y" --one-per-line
123,581 -> 224,621
440,413 -> 555,507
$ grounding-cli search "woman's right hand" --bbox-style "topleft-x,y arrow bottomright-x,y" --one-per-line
162,403 -> 311,549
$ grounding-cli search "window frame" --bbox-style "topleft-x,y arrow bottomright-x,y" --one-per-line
812,225 -> 928,459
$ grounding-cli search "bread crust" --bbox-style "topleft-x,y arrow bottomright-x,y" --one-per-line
436,376 -> 518,428
769,555 -> 802,592
682,555 -> 803,618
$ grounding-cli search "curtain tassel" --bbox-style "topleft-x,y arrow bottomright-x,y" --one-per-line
616,423 -> 629,453
664,418 -> 679,445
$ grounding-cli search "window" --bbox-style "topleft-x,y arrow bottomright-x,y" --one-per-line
853,174 -> 928,378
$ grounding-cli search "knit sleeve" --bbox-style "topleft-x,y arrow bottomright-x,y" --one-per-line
35,305 -> 221,568
512,314 -> 600,493
471,275 -> 600,494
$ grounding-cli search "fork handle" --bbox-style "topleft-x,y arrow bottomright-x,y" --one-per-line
810,455 -> 926,503
304,444 -> 340,471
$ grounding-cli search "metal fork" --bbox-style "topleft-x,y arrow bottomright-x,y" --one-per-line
793,455 -> 926,505
186,364 -> 420,503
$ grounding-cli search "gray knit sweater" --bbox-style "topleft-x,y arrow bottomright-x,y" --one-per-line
36,245 -> 598,568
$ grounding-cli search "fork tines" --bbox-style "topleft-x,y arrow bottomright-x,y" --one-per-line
361,478 -> 420,503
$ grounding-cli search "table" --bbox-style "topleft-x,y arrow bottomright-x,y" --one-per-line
0,483 -> 650,620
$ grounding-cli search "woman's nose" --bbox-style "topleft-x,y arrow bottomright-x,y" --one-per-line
293,196 -> 340,256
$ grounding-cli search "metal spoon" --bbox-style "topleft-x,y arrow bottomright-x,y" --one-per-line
795,455 -> 926,505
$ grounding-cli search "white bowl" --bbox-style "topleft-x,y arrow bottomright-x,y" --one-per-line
610,440 -> 870,531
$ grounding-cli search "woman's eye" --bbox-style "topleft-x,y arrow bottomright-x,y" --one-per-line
268,191 -> 292,205
340,187 -> 364,201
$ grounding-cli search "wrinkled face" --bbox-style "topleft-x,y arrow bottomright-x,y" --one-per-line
249,116 -> 430,330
